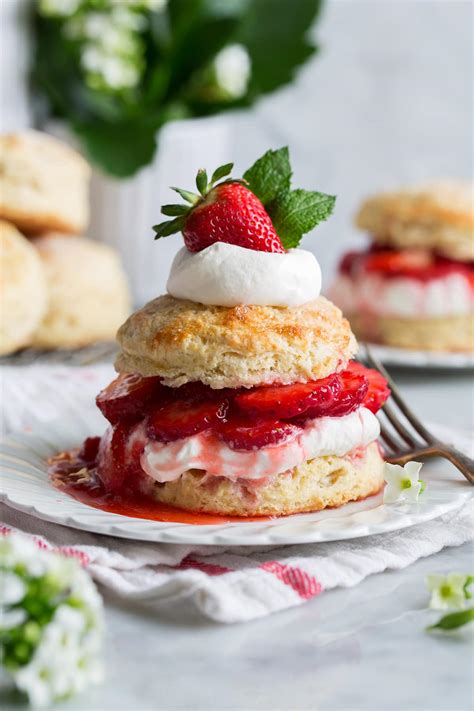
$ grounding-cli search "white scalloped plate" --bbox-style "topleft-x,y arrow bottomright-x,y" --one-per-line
0,418 -> 471,545
364,344 -> 474,369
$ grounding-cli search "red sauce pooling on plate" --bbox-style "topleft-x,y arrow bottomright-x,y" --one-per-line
48,447 -> 269,525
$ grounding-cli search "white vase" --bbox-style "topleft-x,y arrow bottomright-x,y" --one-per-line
48,117 -> 234,305
0,0 -> 33,131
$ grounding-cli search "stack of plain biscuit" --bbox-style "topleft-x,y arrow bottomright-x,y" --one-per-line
0,131 -> 131,355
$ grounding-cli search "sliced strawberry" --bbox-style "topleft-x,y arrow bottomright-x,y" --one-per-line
346,361 -> 390,413
235,373 -> 341,420
96,422 -> 129,492
364,249 -> 433,275
325,370 -> 368,418
96,373 -> 165,424
217,417 -> 300,451
147,399 -> 229,442
78,436 -> 101,465
96,423 -> 147,493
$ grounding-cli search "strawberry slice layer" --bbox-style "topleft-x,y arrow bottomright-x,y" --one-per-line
147,400 -> 229,442
345,361 -> 390,413
235,373 -> 341,420
217,417 -> 301,451
96,373 -> 165,425
96,422 -> 130,492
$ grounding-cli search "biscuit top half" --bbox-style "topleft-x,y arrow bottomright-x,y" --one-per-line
115,295 -> 356,389
356,181 -> 474,261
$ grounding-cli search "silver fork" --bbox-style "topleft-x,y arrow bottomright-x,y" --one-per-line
362,345 -> 474,485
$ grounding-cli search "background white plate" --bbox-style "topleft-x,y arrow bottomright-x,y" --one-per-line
0,418 -> 471,545
363,344 -> 474,370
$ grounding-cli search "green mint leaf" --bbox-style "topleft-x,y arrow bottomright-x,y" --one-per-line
211,162 -> 234,185
153,216 -> 185,239
196,169 -> 208,196
427,607 -> 474,632
267,189 -> 336,249
243,147 -> 292,204
161,204 -> 190,217
171,187 -> 199,204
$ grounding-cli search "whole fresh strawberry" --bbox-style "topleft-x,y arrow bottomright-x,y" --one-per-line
153,148 -> 336,253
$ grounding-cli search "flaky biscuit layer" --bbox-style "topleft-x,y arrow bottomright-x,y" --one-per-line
356,181 -> 474,261
115,295 -> 357,388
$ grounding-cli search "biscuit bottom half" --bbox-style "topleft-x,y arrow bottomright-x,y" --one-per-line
149,442 -> 384,517
348,312 -> 474,353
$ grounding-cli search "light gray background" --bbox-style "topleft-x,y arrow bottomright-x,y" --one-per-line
233,0 -> 473,284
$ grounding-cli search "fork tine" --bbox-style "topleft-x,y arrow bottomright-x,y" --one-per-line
364,344 -> 435,445
379,402 -> 422,448
378,423 -> 399,454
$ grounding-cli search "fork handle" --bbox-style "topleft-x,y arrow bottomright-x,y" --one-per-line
442,446 -> 474,485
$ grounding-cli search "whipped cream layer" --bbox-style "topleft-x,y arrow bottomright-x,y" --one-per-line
330,273 -> 473,318
140,407 -> 379,484
167,242 -> 321,307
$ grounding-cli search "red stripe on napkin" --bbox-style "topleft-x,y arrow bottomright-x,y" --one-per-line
260,561 -> 323,599
176,555 -> 232,576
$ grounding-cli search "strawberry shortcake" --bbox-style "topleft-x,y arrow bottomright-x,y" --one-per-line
330,181 -> 474,352
51,148 -> 389,517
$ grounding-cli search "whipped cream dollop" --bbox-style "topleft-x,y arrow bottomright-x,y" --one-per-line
140,407 -> 379,484
166,242 -> 322,307
330,273 -> 474,318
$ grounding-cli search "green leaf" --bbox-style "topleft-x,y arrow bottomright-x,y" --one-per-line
196,168 -> 208,195
236,0 -> 323,96
153,216 -> 185,238
464,576 -> 474,599
267,189 -> 336,249
211,162 -> 234,184
73,120 -> 158,178
161,204 -> 190,216
243,147 -> 292,204
171,187 -> 200,204
428,607 -> 474,631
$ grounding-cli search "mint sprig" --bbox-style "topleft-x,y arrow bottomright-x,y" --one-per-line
243,147 -> 292,204
243,146 -> 335,249
267,189 -> 336,249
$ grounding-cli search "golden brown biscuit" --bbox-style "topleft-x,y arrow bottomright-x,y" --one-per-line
149,443 -> 384,516
31,234 -> 131,349
348,312 -> 474,352
115,295 -> 357,388
0,131 -> 90,235
0,221 -> 47,355
356,181 -> 474,261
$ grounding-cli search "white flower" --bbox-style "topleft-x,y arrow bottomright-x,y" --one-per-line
214,44 -> 251,98
39,0 -> 81,16
0,570 -> 26,605
426,573 -> 471,611
0,535 -> 47,577
383,461 -> 425,503
2,608 -> 27,629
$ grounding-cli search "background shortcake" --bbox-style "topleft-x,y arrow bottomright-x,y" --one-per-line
53,148 -> 390,517
330,181 -> 474,352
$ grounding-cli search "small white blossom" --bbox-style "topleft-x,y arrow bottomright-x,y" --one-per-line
426,573 -> 471,611
0,570 -> 26,605
1,534 -> 104,708
39,0 -> 81,16
214,44 -> 251,98
383,461 -> 425,504
0,535 -> 47,577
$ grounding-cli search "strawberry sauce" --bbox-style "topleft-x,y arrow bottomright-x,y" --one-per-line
48,447 -> 268,524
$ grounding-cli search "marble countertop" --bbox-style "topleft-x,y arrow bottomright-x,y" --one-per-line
2,367 -> 473,710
